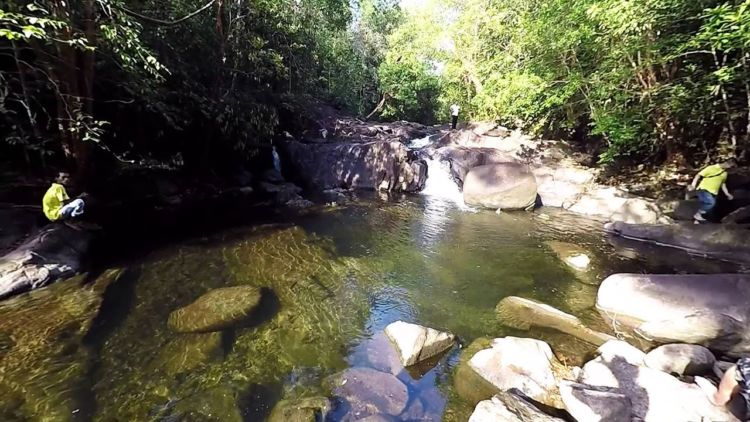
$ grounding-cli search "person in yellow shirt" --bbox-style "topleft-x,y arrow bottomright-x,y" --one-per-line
42,172 -> 85,222
688,161 -> 734,223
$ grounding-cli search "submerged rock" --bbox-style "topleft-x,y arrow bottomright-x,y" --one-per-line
544,241 -> 593,273
171,386 -> 244,422
268,397 -> 330,422
463,163 -> 538,210
468,337 -> 560,406
454,338 -> 502,405
155,332 -> 224,376
559,381 -> 632,422
384,320 -> 456,366
0,223 -> 91,300
496,296 -> 615,346
643,344 -> 716,376
468,390 -> 565,422
596,273 -> 750,356
604,221 -> 750,264
168,285 -> 263,333
328,367 -> 410,418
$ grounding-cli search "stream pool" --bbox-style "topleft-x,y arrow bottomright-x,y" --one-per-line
0,194 -> 741,421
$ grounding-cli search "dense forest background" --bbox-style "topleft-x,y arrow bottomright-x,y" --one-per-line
2,0 -> 750,182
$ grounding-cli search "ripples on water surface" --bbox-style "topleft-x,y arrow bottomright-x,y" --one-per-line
0,195 -> 741,421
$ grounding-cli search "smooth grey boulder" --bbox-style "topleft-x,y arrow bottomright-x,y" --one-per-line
496,296 -> 615,346
384,320 -> 456,366
644,343 -> 716,376
469,390 -> 565,422
168,286 -> 262,333
596,273 -> 750,356
463,163 -> 538,210
0,224 -> 91,300
580,354 -> 737,422
559,381 -> 632,422
596,340 -> 645,366
468,337 -> 559,405
604,221 -> 750,264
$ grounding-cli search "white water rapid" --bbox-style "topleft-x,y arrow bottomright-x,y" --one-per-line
272,145 -> 282,173
407,136 -> 472,210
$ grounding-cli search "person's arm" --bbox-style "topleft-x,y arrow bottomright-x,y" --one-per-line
689,173 -> 702,191
713,364 -> 739,406
721,183 -> 734,200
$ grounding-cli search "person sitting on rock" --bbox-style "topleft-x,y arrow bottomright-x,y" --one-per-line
43,172 -> 85,222
710,357 -> 750,418
688,161 -> 734,223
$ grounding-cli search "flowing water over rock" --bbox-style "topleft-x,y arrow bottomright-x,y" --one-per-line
0,197 -> 741,421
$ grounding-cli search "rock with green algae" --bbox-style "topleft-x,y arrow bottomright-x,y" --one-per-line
170,386 -> 244,422
155,332 -> 224,376
90,226 -> 372,421
168,285 -> 262,333
453,338 -> 501,406
0,269 -> 124,421
268,397 -> 330,422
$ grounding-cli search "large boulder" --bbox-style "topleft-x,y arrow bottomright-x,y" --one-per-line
468,390 -> 565,422
596,273 -> 750,356
559,381 -> 632,422
532,165 -> 596,208
580,354 -> 738,422
463,163 -> 538,210
154,332 -> 224,376
168,286 -> 263,333
0,224 -> 91,300
468,337 -> 560,405
643,344 -> 716,376
596,340 -> 645,366
604,221 -> 750,264
384,321 -> 456,366
328,367 -> 409,418
454,338 -> 503,405
281,140 -> 427,192
566,187 -> 667,224
496,296 -> 615,346
432,146 -> 515,185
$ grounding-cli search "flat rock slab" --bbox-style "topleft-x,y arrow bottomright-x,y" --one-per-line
644,343 -> 716,376
168,286 -> 262,333
330,367 -> 409,417
384,320 -> 456,367
469,390 -> 565,422
559,381 -> 632,422
468,337 -> 559,404
596,273 -> 750,356
580,355 -> 738,422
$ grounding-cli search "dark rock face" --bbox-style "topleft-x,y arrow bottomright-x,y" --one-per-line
604,221 -> 750,264
282,141 -> 427,192
0,224 -> 91,300
597,273 -> 750,356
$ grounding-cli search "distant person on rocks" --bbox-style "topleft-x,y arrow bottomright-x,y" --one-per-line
710,357 -> 750,418
688,161 -> 734,223
43,172 -> 85,222
450,104 -> 460,129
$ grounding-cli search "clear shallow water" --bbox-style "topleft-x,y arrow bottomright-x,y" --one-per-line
0,195 -> 742,421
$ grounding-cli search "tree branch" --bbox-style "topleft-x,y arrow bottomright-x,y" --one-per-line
117,0 -> 215,26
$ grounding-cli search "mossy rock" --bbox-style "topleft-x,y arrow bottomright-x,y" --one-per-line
155,332 -> 224,376
168,286 -> 262,333
171,386 -> 244,422
453,337 -> 500,405
268,397 -> 330,422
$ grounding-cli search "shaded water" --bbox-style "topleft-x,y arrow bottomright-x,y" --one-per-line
0,195 -> 742,421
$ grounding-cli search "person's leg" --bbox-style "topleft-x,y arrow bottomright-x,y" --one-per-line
694,190 -> 716,221
451,115 -> 458,129
58,198 -> 85,220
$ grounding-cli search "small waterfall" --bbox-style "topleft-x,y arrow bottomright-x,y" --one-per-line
272,146 -> 282,173
421,156 -> 469,209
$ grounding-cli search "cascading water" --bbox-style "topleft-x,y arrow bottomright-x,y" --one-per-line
407,136 -> 471,210
272,145 -> 282,173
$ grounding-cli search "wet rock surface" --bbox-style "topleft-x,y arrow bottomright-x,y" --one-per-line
328,367 -> 410,418
643,343 -> 716,376
468,390 -> 565,422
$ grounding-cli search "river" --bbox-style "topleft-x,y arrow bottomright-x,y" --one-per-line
0,193 -> 740,421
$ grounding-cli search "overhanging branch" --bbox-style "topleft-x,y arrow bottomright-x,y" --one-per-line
117,0 -> 215,26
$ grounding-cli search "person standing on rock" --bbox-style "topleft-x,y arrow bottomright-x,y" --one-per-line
42,172 -> 85,222
450,104 -> 460,130
688,161 -> 734,223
